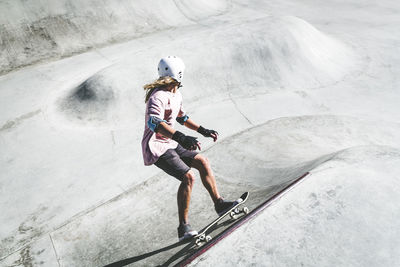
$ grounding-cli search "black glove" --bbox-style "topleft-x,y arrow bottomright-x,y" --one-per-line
172,131 -> 199,150
197,126 -> 218,139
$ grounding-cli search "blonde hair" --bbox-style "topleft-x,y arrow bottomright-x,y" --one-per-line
143,76 -> 179,103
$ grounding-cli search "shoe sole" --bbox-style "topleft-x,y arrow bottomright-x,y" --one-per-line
217,201 -> 238,217
179,230 -> 198,242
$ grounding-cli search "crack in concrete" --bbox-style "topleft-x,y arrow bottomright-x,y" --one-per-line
229,93 -> 254,126
49,234 -> 61,267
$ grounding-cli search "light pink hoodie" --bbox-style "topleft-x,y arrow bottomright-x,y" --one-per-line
141,88 -> 186,165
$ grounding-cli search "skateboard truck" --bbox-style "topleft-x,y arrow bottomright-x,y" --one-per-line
194,192 -> 249,247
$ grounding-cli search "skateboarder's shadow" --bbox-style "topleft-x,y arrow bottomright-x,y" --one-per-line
103,218 -> 235,267
160,217 -> 236,266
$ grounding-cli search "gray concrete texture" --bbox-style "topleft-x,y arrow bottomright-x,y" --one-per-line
0,0 -> 227,74
1,0 -> 400,266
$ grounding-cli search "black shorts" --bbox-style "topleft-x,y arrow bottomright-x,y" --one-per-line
154,144 -> 198,181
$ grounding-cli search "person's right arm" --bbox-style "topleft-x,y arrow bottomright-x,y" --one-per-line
147,95 -> 200,151
156,122 -> 201,151
155,121 -> 174,139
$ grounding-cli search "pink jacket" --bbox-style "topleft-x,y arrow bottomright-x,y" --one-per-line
141,88 -> 186,165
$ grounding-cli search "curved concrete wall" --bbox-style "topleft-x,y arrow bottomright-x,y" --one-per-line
0,0 -> 228,74
55,16 -> 361,126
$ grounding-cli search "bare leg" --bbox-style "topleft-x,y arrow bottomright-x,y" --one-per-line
191,154 -> 221,204
177,170 -> 195,224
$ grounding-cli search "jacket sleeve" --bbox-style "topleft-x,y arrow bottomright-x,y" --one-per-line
147,96 -> 166,132
177,100 -> 186,118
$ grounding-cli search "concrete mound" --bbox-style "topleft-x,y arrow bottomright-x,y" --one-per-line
189,145 -> 400,266
59,73 -> 115,123
180,16 -> 360,99
63,15 -> 360,119
209,115 -> 400,187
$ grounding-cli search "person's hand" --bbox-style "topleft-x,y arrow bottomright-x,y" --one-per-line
172,131 -> 201,150
197,126 -> 219,142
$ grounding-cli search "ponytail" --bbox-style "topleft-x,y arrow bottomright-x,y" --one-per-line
143,76 -> 179,103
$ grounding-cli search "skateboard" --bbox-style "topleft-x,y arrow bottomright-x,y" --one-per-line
194,192 -> 249,246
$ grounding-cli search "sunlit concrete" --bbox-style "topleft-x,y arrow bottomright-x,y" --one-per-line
1,0 -> 400,266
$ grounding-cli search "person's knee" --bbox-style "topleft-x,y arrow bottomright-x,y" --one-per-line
196,155 -> 210,170
182,170 -> 195,186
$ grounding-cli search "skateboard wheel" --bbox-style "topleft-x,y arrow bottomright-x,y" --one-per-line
205,235 -> 212,242
243,207 -> 249,214
198,234 -> 206,241
230,211 -> 236,218
195,239 -> 202,247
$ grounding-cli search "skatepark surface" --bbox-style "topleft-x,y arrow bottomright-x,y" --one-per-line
1,0 -> 400,266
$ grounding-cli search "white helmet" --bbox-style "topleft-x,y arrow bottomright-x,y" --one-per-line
158,56 -> 185,83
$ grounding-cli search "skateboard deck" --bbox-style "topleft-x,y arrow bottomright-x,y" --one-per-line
194,192 -> 249,246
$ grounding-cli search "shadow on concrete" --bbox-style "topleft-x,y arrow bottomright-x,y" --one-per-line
103,218 -> 237,267
102,239 -> 191,267
160,218 -> 237,266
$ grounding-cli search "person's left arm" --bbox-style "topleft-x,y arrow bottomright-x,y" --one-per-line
176,99 -> 219,141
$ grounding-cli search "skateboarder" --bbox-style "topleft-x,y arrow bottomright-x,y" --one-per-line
142,56 -> 235,241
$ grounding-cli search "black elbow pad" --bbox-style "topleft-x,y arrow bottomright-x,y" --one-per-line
176,115 -> 189,125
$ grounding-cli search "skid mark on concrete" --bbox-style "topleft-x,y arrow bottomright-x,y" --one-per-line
0,110 -> 41,131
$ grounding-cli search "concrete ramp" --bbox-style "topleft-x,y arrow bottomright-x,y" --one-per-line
2,115 -> 399,266
188,146 -> 400,266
